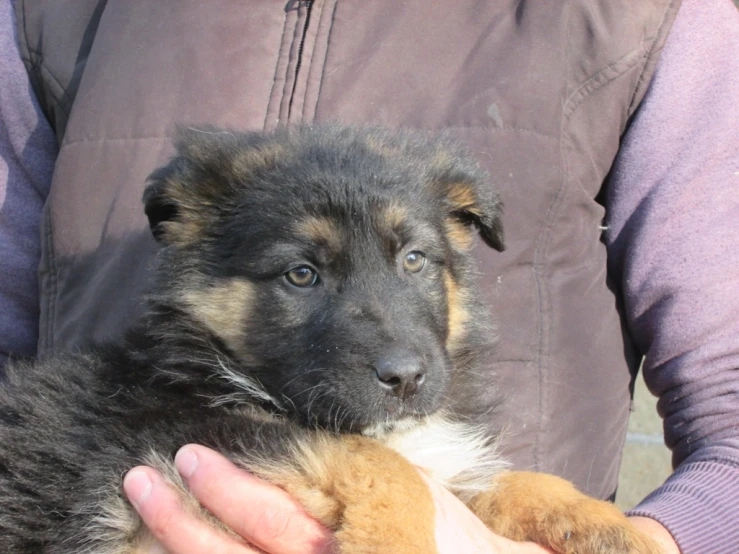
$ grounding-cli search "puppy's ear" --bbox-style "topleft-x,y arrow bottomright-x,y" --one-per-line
433,169 -> 505,252
444,180 -> 504,251
143,156 -> 195,245
143,127 -> 279,245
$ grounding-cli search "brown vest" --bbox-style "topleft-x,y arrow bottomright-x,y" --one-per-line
16,0 -> 681,499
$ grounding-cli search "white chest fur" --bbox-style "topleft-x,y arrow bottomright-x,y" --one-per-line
366,414 -> 508,501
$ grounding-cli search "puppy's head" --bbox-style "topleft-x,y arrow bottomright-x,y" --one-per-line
144,125 -> 504,432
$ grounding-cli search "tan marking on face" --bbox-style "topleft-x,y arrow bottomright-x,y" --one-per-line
231,143 -> 287,176
296,216 -> 343,252
430,148 -> 455,171
182,279 -> 255,356
444,217 -> 475,251
443,269 -> 469,350
382,202 -> 409,231
447,182 -> 482,217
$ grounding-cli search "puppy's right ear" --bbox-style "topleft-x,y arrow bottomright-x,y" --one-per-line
144,127 -> 285,245
143,128 -> 241,246
143,157 -> 193,245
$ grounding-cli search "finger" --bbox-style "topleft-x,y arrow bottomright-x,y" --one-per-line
175,445 -> 334,554
124,466 -> 260,554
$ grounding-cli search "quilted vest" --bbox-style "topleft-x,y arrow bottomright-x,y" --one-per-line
15,0 -> 680,500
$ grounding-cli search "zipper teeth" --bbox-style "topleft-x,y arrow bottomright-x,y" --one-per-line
288,0 -> 314,120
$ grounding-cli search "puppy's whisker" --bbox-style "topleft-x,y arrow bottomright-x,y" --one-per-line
278,368 -> 326,393
291,383 -> 325,400
280,393 -> 297,412
305,385 -> 330,421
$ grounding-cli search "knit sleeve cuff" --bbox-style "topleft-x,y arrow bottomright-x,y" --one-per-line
627,459 -> 739,553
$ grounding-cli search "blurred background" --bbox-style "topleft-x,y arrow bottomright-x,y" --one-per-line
616,374 -> 672,511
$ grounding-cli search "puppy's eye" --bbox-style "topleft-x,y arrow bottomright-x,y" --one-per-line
285,266 -> 318,288
403,251 -> 426,273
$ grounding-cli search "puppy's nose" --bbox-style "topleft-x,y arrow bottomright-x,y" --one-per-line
374,348 -> 426,400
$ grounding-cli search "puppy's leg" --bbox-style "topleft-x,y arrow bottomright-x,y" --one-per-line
253,433 -> 437,554
467,471 -> 661,554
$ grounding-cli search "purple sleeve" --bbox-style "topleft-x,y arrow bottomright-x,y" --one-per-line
0,0 -> 57,369
605,0 -> 739,550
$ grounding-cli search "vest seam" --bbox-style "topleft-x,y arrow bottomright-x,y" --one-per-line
18,0 -> 35,81
18,54 -> 70,119
281,4 -> 306,123
37,64 -> 70,117
263,9 -> 289,132
20,0 -> 57,353
530,5 -> 579,474
300,0 -> 332,122
442,125 -> 557,140
289,0 -> 318,121
539,2 -> 678,482
311,0 -> 338,122
298,0 -> 321,121
41,204 -> 57,354
564,42 -> 650,119
627,0 -> 681,116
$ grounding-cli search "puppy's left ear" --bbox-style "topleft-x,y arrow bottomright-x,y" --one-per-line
437,176 -> 505,252
445,179 -> 505,251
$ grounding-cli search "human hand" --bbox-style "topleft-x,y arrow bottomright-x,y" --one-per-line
628,516 -> 680,554
123,444 -> 335,554
420,473 -> 555,554
123,444 -> 553,554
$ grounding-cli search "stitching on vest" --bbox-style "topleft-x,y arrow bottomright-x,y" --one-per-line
41,201 -> 57,354
529,4 -> 582,475
298,0 -> 319,121
20,0 -> 57,353
441,125 -> 557,140
281,4 -> 306,122
311,0 -> 338,122
301,0 -> 330,121
563,43 -> 650,120
627,0 -> 681,116
264,8 -> 289,131
19,0 -> 35,78
37,65 -> 71,117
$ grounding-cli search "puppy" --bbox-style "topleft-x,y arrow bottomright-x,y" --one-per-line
0,125 -> 658,553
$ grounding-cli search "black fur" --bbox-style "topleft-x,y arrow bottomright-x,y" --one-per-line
0,125 -> 504,552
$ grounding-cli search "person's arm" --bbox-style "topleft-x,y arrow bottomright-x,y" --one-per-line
605,0 -> 739,551
0,0 -> 57,370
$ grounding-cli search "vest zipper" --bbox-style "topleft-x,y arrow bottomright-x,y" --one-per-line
288,0 -> 314,119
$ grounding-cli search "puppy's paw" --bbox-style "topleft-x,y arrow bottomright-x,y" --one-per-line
468,471 -> 661,554
259,434 -> 437,554
533,501 -> 662,554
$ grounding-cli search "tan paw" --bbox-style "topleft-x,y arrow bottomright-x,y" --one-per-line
533,502 -> 662,554
468,471 -> 661,554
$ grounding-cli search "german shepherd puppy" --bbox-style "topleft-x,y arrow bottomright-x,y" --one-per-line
0,125 -> 658,553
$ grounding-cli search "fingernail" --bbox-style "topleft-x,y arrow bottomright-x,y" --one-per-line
175,446 -> 199,479
124,469 -> 153,509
